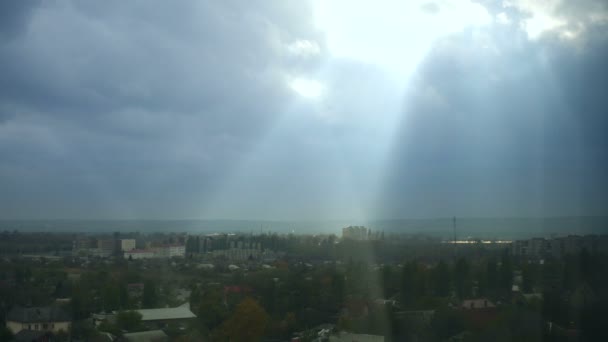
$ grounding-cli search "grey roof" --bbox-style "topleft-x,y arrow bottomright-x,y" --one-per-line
134,304 -> 196,321
7,306 -> 71,323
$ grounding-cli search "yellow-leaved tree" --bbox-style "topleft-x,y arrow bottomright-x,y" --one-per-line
214,297 -> 269,342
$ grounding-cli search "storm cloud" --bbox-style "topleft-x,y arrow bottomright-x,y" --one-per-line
0,0 -> 606,220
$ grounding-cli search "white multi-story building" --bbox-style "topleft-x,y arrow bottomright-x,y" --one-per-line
120,239 -> 136,252
210,248 -> 261,261
166,244 -> 185,257
153,244 -> 186,258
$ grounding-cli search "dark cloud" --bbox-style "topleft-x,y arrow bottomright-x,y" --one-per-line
378,13 -> 608,218
0,0 -> 40,39
0,0 -> 328,219
0,0 -> 606,220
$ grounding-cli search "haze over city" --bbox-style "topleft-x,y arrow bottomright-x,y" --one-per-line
1,0 -> 607,221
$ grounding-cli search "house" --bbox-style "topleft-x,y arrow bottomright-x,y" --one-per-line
6,306 -> 71,335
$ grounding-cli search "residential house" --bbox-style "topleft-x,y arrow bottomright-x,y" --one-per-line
6,306 -> 71,335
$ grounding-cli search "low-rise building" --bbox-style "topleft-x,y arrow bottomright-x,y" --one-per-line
6,306 -> 71,335
124,249 -> 155,260
512,235 -> 607,259
131,303 -> 196,328
97,238 -> 116,257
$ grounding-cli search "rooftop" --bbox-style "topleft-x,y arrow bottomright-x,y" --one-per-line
7,306 -> 71,323
122,330 -> 168,342
133,304 -> 196,321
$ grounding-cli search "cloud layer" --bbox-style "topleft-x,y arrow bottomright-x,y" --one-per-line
1,0 -> 606,220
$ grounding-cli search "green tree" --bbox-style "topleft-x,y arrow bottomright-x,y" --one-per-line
0,326 -> 13,342
499,249 -> 513,297
401,261 -> 417,307
434,260 -> 451,297
116,310 -> 143,332
142,280 -> 157,308
431,308 -> 466,341
486,258 -> 498,294
454,258 -> 471,299
102,283 -> 121,311
70,320 -> 99,340
196,287 -> 228,330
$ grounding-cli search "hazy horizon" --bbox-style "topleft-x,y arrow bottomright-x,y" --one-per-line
2,216 -> 606,239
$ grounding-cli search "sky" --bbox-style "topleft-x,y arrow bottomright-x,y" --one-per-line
0,0 -> 607,220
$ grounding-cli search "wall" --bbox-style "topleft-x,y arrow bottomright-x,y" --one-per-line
5,320 -> 71,334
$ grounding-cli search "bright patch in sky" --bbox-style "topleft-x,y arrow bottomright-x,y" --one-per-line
502,0 -> 589,40
289,78 -> 324,98
313,0 -> 491,76
286,39 -> 321,57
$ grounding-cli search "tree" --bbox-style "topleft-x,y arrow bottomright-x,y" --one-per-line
0,326 -> 13,342
116,310 -> 143,332
101,283 -> 121,311
215,297 -> 269,341
70,320 -> 99,340
431,308 -> 466,341
486,258 -> 498,294
434,260 -> 451,297
401,260 -> 427,307
454,258 -> 471,299
499,249 -> 513,297
196,287 -> 228,330
142,280 -> 157,308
